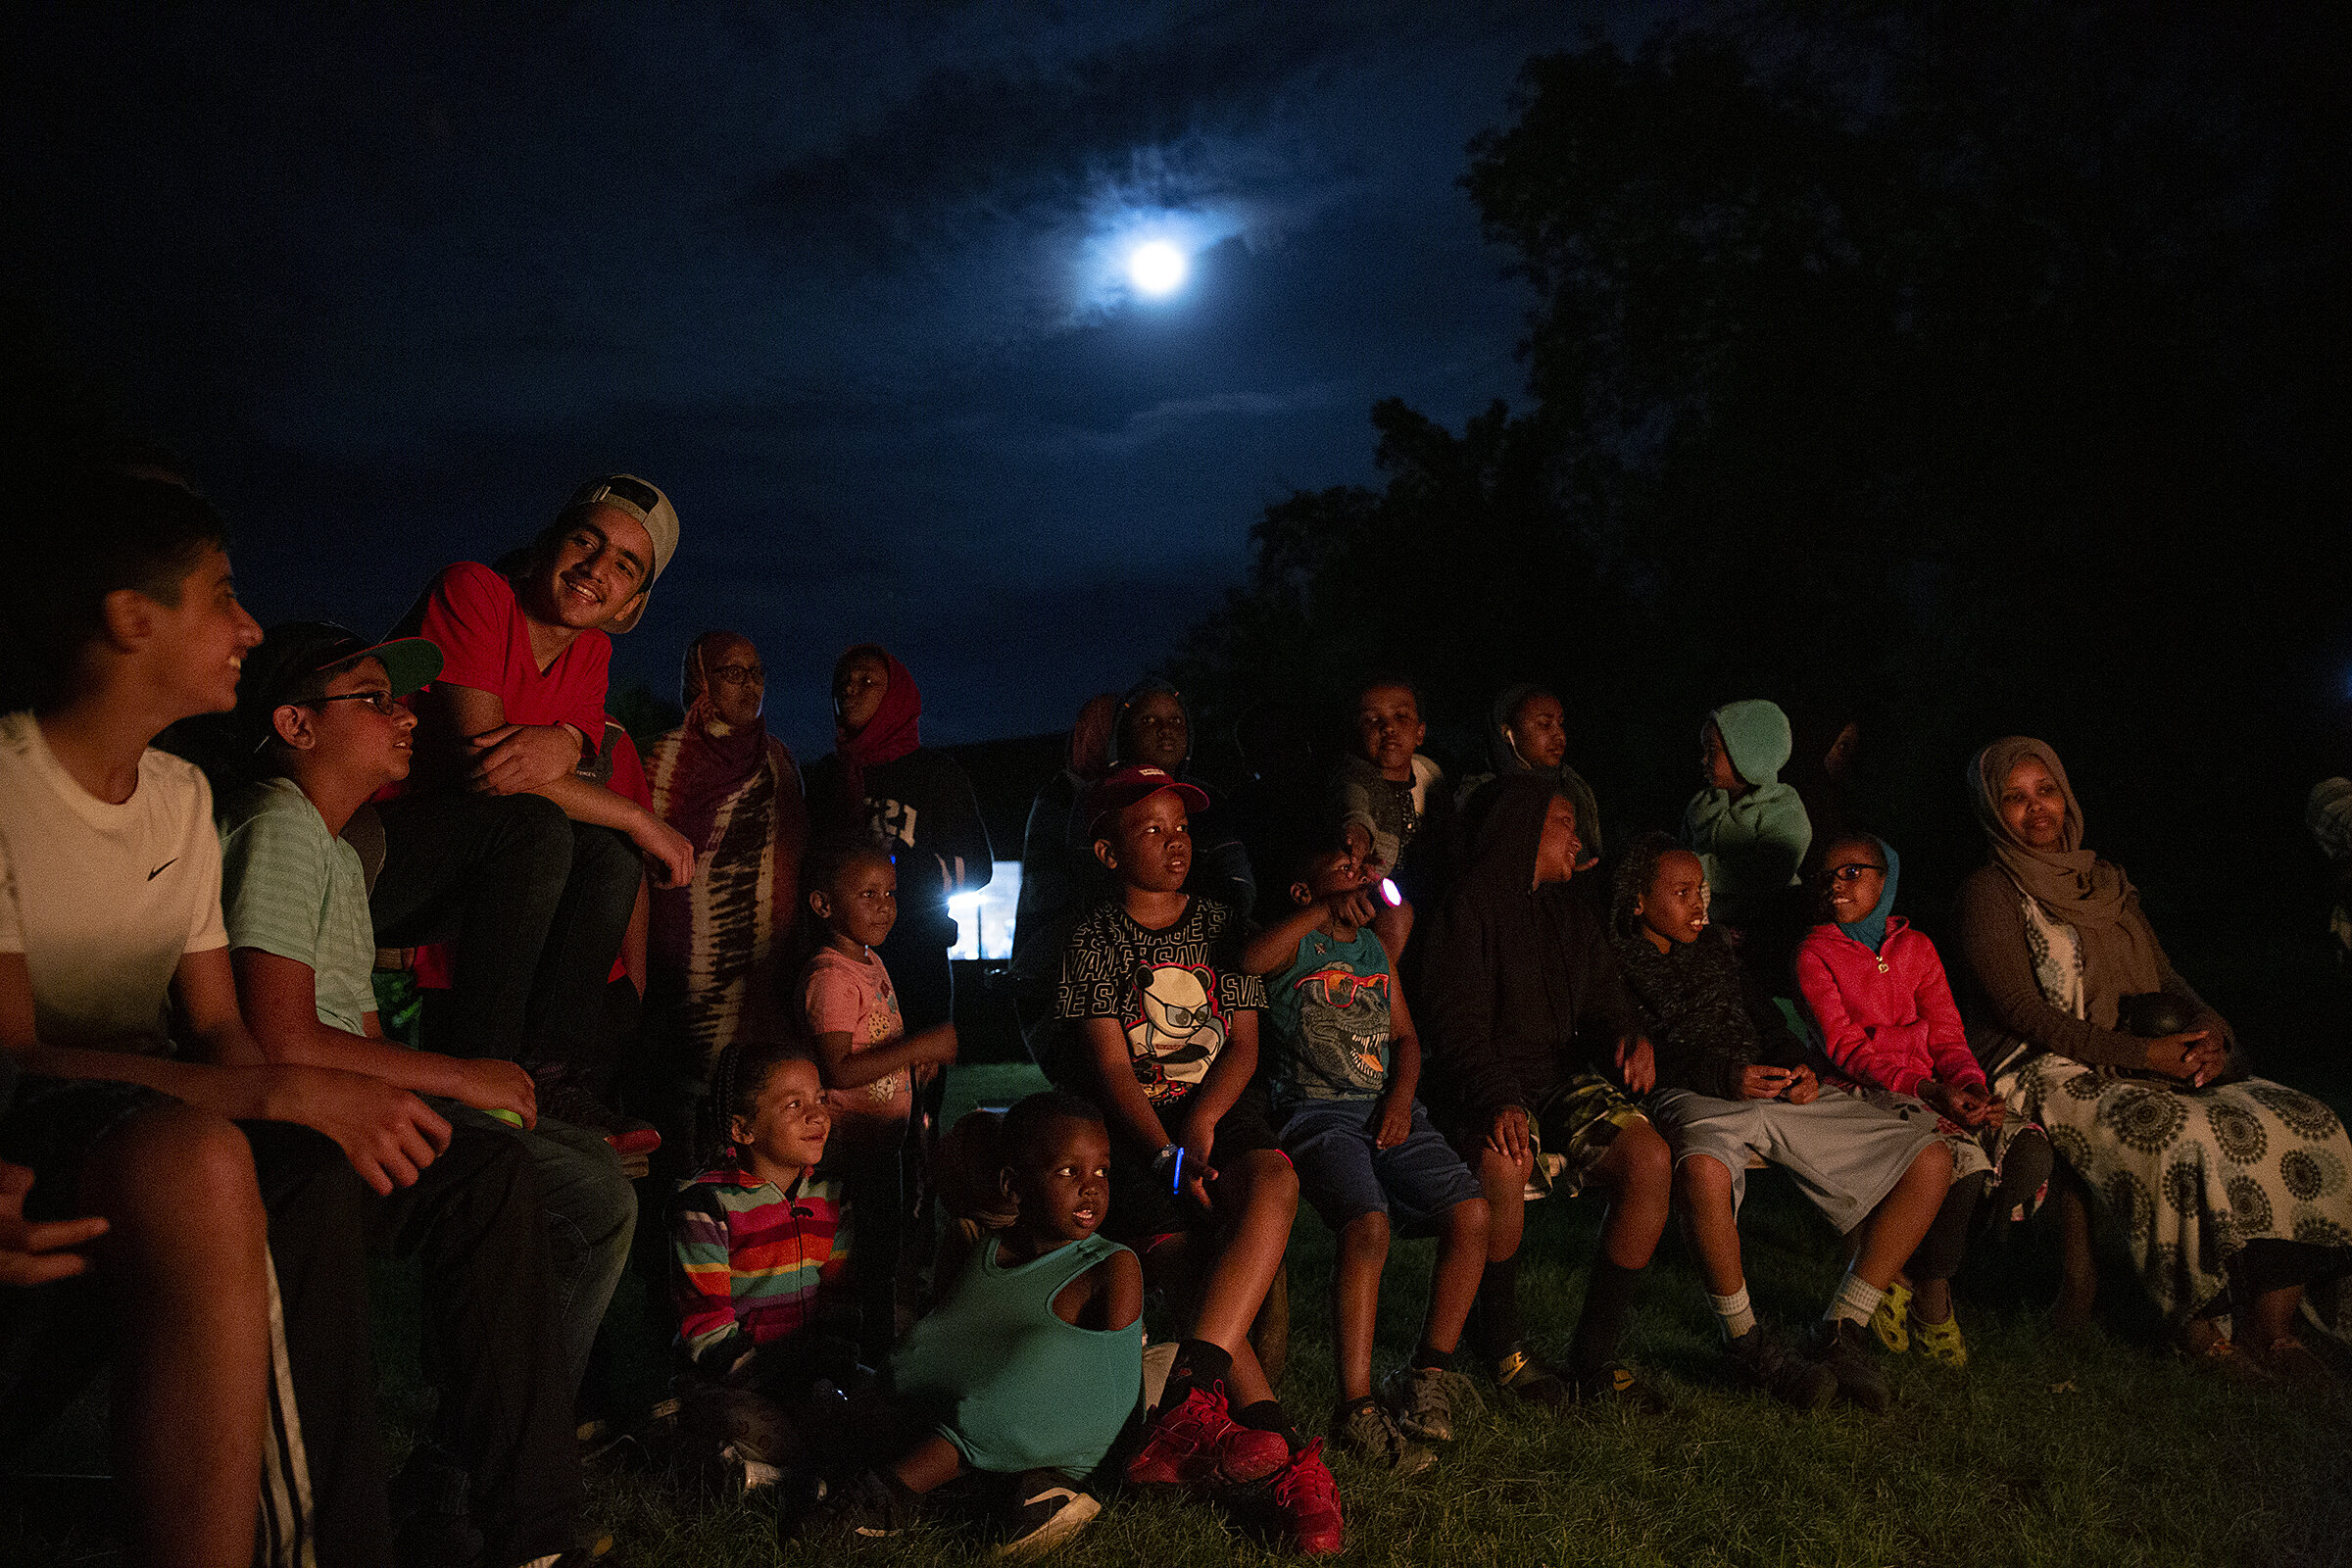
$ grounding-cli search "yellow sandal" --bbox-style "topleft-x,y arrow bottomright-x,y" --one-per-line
1871,1279 -> 1912,1354
1914,1310 -> 1968,1369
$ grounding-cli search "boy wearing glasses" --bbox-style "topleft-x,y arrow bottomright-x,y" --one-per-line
1240,842 -> 1488,1473
216,620 -> 595,1565
369,475 -> 696,1149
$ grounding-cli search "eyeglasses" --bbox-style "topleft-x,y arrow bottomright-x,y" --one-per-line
1817,863 -> 1887,884
1294,970 -> 1392,1009
308,691 -> 403,717
710,663 -> 764,686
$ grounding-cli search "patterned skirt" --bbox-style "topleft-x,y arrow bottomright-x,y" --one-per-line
1997,1054 -> 2352,1339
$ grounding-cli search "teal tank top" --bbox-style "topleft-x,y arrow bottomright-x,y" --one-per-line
889,1232 -> 1143,1477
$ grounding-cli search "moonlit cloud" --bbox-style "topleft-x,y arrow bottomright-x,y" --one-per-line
7,0 -> 1674,749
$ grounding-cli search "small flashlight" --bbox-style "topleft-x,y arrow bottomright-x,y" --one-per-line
1369,877 -> 1402,909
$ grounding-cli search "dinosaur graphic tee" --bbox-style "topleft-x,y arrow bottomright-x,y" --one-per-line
1266,926 -> 1394,1110
1057,896 -> 1266,1105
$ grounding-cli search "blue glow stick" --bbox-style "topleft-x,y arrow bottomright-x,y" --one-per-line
1170,1147 -> 1186,1194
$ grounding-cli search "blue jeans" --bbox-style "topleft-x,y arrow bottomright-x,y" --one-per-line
442,1103 -> 636,1394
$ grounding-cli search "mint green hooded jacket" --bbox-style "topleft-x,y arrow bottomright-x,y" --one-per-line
1682,699 -> 1812,928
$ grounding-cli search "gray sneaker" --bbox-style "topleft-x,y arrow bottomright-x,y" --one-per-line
1728,1325 -> 1838,1410
1330,1398 -> 1436,1475
1807,1317 -> 1892,1412
1379,1363 -> 1484,1444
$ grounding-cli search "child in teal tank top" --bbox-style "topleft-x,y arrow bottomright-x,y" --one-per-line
798,1091 -> 1143,1556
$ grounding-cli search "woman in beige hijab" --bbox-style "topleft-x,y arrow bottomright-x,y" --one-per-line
1955,737 -> 2352,1378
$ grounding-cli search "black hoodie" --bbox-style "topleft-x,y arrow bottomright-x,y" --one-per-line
1417,774 -> 1636,1124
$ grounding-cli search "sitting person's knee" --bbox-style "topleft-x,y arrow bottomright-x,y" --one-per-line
1448,1194 -> 1492,1238
1339,1210 -> 1391,1257
1615,1123 -> 1674,1192
1675,1152 -> 1734,1200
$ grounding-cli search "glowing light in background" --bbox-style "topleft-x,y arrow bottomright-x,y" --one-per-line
1127,239 -> 1189,296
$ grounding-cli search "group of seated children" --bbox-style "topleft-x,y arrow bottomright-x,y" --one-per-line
10,456 -> 2352,1568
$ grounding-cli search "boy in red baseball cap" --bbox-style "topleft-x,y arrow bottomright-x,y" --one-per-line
1054,764 -> 1341,1555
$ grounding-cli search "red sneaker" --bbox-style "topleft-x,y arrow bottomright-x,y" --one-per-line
1124,1381 -> 1283,1489
1267,1438 -> 1344,1555
1215,1421 -> 1290,1486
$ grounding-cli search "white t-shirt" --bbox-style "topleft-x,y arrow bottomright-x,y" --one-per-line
0,710 -> 227,1054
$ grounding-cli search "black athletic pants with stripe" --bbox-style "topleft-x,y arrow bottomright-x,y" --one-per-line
247,1120 -> 581,1568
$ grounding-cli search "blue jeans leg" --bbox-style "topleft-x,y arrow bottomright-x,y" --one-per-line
443,1104 -> 637,1396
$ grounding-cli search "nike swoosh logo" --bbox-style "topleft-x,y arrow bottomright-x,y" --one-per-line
148,859 -> 176,880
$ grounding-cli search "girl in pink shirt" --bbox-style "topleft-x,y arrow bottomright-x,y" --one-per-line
798,843 -> 959,1363
1794,832 -> 2051,1365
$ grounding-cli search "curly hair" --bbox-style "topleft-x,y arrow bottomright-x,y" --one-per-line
1609,830 -> 1689,942
999,1089 -> 1105,1166
697,1037 -> 818,1169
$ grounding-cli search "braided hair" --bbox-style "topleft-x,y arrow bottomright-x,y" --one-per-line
698,1036 -> 817,1170
1610,830 -> 1688,943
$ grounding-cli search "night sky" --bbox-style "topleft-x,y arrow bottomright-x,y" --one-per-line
5,3 -> 1669,760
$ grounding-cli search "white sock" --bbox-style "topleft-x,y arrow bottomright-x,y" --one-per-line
1826,1271 -> 1885,1328
1708,1286 -> 1756,1342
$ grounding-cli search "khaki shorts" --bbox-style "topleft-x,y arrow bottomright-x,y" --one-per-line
1648,1084 -> 1941,1234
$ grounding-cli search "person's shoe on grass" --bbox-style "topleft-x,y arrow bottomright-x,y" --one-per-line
1124,1380 -> 1286,1489
1913,1309 -> 1967,1369
1572,1360 -> 1667,1414
1379,1363 -> 1483,1443
1329,1396 -> 1435,1475
994,1470 -> 1100,1560
794,1468 -> 921,1540
1809,1318 -> 1892,1411
1728,1326 -> 1836,1410
1264,1438 -> 1345,1556
1492,1343 -> 1574,1408
1871,1277 -> 1912,1354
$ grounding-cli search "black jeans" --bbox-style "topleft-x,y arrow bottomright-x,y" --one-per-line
370,790 -> 641,1074
248,1121 -> 580,1568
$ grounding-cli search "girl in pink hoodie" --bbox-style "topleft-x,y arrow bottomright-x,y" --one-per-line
1794,832 -> 2052,1365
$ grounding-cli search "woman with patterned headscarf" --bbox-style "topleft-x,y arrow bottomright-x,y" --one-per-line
1955,736 -> 2352,1376
644,630 -> 808,1081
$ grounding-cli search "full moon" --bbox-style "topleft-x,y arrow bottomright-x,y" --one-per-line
1128,240 -> 1188,296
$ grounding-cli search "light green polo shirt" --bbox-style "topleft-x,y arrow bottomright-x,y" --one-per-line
218,777 -> 378,1036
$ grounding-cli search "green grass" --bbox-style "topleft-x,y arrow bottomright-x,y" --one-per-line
12,1060 -> 2352,1567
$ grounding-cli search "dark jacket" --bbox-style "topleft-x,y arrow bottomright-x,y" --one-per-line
1417,774 -> 1635,1124
1613,925 -> 1806,1101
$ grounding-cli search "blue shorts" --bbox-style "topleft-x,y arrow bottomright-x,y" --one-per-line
1277,1099 -> 1482,1236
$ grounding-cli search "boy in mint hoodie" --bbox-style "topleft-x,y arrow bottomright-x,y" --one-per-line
1682,700 -> 1812,939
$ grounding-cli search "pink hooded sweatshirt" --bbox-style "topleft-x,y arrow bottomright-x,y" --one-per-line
1793,918 -> 1985,1097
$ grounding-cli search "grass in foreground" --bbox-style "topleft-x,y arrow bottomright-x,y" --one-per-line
10,1061 -> 2352,1567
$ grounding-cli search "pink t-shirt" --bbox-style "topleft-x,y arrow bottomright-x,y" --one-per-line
800,945 -> 908,1153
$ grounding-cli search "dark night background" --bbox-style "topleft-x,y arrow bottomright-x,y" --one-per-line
6,2 -> 2350,1037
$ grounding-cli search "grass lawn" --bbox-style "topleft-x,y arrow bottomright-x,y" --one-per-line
11,1059 -> 2352,1567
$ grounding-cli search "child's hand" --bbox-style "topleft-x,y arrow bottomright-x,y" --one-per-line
1737,1065 -> 1793,1101
0,1160 -> 108,1288
635,818 -> 698,888
1328,888 -> 1380,929
1371,1089 -> 1414,1150
1783,1064 -> 1820,1105
457,1057 -> 537,1128
1487,1104 -> 1531,1161
1613,1035 -> 1656,1096
278,1066 -> 452,1196
1341,823 -> 1377,870
1177,1107 -> 1219,1207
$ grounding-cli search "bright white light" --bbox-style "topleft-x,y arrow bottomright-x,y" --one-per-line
1128,240 -> 1188,296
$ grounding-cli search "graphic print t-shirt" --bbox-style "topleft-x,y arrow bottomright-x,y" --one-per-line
1056,896 -> 1265,1106
798,945 -> 909,1154
1267,926 -> 1393,1110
